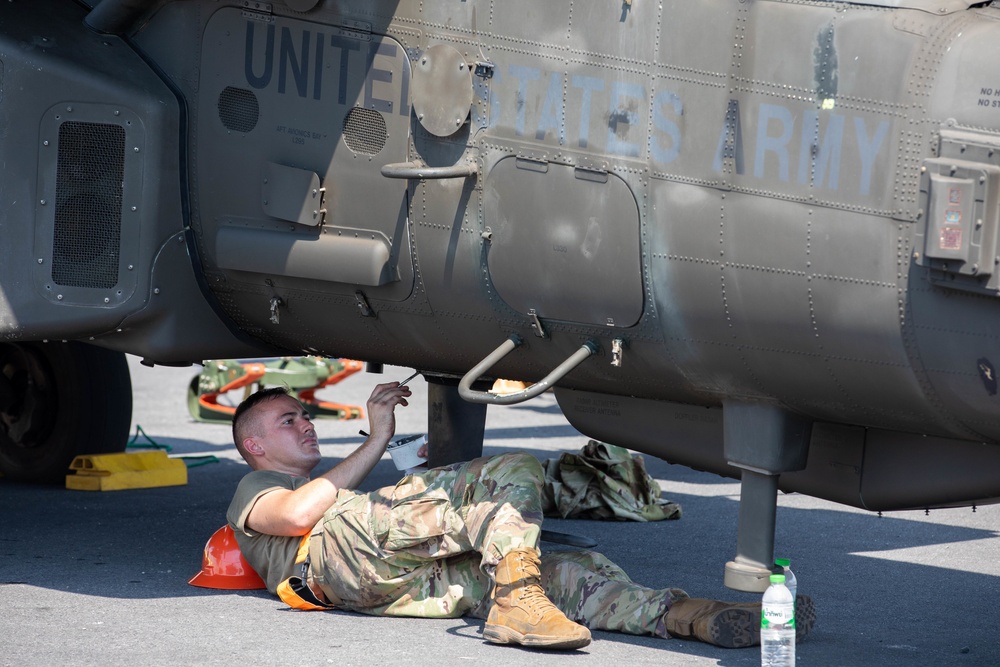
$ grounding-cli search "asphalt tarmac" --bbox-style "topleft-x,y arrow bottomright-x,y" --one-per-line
2,356 -> 998,666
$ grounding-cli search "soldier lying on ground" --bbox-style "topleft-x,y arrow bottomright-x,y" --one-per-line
227,383 -> 815,650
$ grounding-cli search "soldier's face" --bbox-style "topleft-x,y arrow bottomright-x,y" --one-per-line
249,395 -> 321,474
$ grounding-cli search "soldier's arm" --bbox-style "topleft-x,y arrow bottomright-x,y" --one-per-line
247,382 -> 410,536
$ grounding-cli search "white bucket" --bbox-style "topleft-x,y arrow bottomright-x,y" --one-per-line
387,434 -> 428,472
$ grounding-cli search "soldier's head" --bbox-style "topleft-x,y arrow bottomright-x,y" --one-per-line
232,387 -> 320,474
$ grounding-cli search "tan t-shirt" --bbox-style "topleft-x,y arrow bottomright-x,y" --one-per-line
226,470 -> 308,594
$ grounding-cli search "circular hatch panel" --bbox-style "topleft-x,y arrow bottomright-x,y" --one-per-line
411,44 -> 474,137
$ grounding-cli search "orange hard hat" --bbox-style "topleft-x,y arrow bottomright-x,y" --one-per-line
188,525 -> 266,590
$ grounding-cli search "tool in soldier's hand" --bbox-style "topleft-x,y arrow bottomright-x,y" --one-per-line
359,373 -> 419,437
397,371 -> 420,386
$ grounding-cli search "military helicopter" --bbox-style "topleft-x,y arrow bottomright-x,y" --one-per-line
2,0 -> 1000,592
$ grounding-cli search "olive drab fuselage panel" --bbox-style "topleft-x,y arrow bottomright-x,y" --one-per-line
3,0 -> 1000,509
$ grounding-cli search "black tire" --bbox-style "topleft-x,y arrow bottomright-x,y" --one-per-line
0,341 -> 132,484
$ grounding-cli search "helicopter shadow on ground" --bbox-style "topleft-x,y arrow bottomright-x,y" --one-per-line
3,439 -> 999,664
7,464 -> 997,665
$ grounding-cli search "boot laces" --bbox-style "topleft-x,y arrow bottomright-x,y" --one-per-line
516,577 -> 553,613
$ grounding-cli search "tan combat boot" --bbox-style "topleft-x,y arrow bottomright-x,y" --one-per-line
483,548 -> 592,649
666,598 -> 762,648
665,595 -> 816,648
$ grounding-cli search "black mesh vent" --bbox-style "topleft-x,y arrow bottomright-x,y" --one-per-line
218,86 -> 260,133
52,121 -> 125,289
343,107 -> 387,155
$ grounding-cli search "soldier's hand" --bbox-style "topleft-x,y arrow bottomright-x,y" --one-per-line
366,381 -> 411,445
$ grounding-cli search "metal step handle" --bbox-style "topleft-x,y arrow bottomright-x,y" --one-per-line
380,161 -> 478,180
458,335 -> 600,405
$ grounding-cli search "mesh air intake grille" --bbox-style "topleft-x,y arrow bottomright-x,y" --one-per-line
343,107 -> 387,155
52,121 -> 125,289
218,86 -> 260,133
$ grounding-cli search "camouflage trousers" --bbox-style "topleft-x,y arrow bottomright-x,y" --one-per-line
310,452 -> 687,638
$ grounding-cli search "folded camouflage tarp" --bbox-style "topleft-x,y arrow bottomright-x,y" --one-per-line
541,440 -> 682,522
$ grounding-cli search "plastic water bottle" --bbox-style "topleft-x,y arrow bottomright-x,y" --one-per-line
775,558 -> 797,604
761,573 -> 795,667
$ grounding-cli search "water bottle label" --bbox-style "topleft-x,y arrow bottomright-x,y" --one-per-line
761,603 -> 795,629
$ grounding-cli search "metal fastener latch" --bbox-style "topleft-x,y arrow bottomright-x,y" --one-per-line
355,290 -> 375,317
611,338 -> 626,368
474,62 -> 494,78
528,309 -> 547,339
269,296 -> 282,325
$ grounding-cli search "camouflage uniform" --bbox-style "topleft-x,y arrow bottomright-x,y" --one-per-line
309,451 -> 687,637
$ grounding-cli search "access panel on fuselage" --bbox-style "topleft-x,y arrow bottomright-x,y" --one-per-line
484,158 -> 643,328
195,8 -> 414,302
